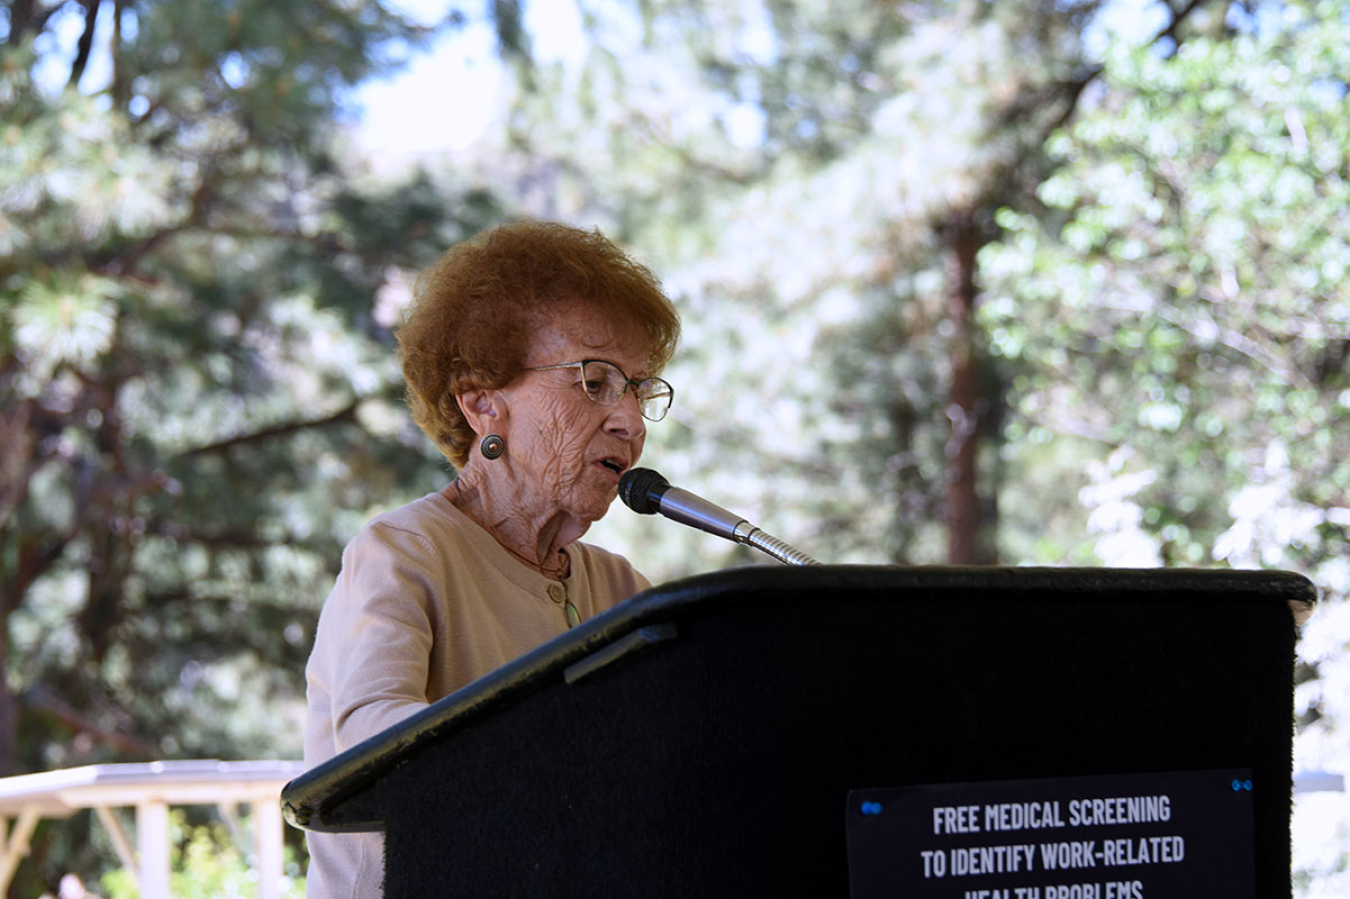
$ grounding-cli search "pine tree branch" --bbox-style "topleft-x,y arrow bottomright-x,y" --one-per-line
104,170 -> 220,277
1,532 -> 73,616
1156,0 -> 1213,49
1027,0 -> 1219,143
630,113 -> 758,184
20,686 -> 158,757
141,521 -> 323,551
96,211 -> 392,281
102,224 -> 193,277
178,400 -> 362,458
67,0 -> 102,87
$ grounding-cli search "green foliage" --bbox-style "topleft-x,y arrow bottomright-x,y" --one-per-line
977,6 -> 1350,890
500,0 -> 1106,573
499,4 -> 1349,887
1,2 -> 504,890
980,4 -> 1350,569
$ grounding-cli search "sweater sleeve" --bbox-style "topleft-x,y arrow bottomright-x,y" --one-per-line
307,521 -> 439,755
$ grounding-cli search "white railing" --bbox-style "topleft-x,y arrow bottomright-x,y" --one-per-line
0,759 -> 305,899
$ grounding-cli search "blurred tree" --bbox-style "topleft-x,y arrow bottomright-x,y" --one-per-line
488,0 -> 1227,573
482,2 -> 1349,888
0,0 -> 508,889
979,2 -> 1350,890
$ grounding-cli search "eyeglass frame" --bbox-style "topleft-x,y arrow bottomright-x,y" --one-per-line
523,359 -> 675,422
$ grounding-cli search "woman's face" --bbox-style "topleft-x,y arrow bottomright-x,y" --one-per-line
497,300 -> 651,528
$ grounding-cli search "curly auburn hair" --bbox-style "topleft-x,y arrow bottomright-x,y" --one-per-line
397,220 -> 681,468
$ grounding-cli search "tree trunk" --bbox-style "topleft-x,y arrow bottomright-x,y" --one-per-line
68,0 -> 103,87
944,210 -> 995,564
5,0 -> 37,45
0,611 -> 14,777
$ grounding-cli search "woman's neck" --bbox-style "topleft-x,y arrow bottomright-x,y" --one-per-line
445,469 -> 579,579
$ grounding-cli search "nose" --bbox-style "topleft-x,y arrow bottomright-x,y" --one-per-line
604,388 -> 646,443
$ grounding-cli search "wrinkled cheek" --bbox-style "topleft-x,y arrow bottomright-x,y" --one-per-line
534,446 -> 578,496
533,417 -> 589,492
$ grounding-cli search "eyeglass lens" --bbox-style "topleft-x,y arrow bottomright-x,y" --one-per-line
582,361 -> 672,421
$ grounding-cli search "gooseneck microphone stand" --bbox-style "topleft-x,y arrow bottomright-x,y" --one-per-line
618,468 -> 821,566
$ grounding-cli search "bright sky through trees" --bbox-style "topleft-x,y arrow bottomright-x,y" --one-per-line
352,0 -> 1171,158
21,0 -> 1180,161
25,0 -> 1173,157
354,0 -> 586,155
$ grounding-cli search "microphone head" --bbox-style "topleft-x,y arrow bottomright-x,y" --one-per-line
618,467 -> 670,515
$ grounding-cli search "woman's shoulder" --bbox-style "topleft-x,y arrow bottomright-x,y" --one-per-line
335,491 -> 499,594
367,490 -> 454,531
570,541 -> 653,594
348,491 -> 468,556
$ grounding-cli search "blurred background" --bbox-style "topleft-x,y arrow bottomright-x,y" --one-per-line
2,0 -> 1347,894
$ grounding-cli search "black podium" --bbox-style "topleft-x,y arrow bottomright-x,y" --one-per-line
282,566 -> 1313,898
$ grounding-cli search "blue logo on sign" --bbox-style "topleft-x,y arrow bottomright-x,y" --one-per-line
860,801 -> 883,816
1231,779 -> 1253,792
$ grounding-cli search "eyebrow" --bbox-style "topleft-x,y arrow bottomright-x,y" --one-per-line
554,358 -> 653,380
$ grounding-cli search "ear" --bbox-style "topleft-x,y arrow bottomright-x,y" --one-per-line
456,388 -> 508,438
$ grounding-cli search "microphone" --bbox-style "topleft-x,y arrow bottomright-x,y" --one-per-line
618,468 -> 820,566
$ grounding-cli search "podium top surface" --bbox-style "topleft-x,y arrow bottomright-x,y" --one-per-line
281,564 -> 1314,833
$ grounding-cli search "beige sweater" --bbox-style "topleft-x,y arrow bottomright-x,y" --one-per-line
303,489 -> 651,898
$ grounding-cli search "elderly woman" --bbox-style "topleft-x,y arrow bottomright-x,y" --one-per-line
302,220 -> 680,897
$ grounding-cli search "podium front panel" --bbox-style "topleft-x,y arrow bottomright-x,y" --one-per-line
347,568 -> 1305,898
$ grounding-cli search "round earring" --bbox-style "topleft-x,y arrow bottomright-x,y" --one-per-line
480,434 -> 505,460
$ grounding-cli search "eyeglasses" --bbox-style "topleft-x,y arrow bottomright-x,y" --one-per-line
525,359 -> 674,422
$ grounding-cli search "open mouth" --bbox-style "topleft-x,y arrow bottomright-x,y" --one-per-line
599,458 -> 625,475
